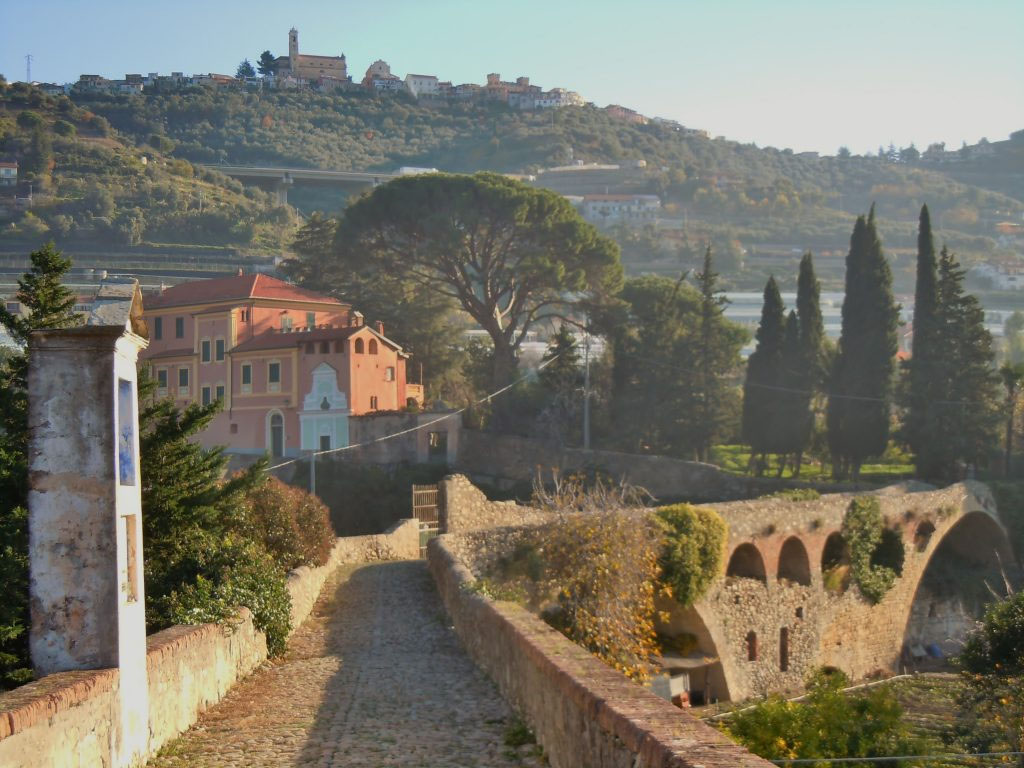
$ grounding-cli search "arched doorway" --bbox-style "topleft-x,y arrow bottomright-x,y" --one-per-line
777,537 -> 812,586
726,543 -> 767,583
269,411 -> 285,458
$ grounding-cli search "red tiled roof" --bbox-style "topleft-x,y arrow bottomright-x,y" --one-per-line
144,274 -> 347,310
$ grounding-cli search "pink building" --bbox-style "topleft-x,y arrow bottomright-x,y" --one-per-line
141,273 -> 423,458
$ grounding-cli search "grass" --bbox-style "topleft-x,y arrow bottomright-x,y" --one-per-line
709,444 -> 914,484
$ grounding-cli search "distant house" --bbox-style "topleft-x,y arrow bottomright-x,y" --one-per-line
969,259 -> 1024,291
0,161 -> 17,187
140,273 -> 423,459
605,104 -> 648,124
405,73 -> 439,98
579,194 -> 661,224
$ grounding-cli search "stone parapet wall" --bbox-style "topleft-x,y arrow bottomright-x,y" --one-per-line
146,608 -> 267,755
0,522 -> 420,767
441,474 -> 551,533
427,533 -> 773,768
0,669 -> 119,768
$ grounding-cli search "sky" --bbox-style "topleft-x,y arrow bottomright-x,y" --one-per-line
2,0 -> 1022,156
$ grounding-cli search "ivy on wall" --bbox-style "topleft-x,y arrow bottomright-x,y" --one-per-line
842,496 -> 904,603
654,503 -> 729,607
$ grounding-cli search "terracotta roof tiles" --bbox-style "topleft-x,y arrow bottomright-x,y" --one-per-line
144,274 -> 346,310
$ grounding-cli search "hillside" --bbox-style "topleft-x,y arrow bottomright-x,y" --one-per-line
0,82 -> 298,260
67,87 -> 1023,289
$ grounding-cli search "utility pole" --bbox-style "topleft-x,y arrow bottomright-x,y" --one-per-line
309,449 -> 316,496
582,320 -> 591,451
25,54 -> 32,83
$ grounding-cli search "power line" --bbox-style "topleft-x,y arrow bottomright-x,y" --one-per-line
266,352 -> 561,472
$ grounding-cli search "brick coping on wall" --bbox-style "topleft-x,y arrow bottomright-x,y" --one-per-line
0,668 -> 119,741
428,534 -> 774,768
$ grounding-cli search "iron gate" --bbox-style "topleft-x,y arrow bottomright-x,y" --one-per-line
412,484 -> 440,557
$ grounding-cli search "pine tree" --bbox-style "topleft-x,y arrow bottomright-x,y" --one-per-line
690,246 -> 734,462
827,209 -> 899,480
236,59 -> 256,79
901,205 -> 941,478
257,50 -> 278,77
742,276 -> 786,473
0,242 -> 80,689
928,247 -> 1001,481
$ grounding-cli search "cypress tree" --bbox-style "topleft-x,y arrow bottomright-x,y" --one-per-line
901,205 -> 941,478
742,276 -> 786,473
691,246 -> 733,462
827,208 -> 899,480
776,310 -> 809,475
929,247 -> 1002,481
796,252 -> 825,387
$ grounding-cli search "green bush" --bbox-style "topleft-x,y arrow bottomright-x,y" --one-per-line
843,496 -> 903,603
52,119 -> 76,137
159,539 -> 292,655
654,503 -> 728,607
764,488 -> 821,501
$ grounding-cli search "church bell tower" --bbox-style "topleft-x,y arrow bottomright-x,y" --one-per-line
288,28 -> 299,74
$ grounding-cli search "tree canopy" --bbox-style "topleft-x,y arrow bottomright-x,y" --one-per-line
334,172 -> 623,388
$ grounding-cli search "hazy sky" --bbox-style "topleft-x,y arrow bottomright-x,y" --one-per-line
2,0 -> 1022,156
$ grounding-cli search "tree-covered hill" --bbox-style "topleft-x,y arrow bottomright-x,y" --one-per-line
67,86 -> 1022,288
0,82 -> 297,256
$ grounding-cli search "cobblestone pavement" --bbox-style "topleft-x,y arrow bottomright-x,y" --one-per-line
148,560 -> 537,767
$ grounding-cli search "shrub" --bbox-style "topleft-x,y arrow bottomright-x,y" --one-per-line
765,488 -> 821,501
16,110 -> 42,131
159,539 -> 292,655
53,119 -> 76,137
843,496 -> 903,603
242,476 -> 334,571
654,503 -> 728,607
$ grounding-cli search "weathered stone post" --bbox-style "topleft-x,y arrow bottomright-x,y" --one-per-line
27,280 -> 149,765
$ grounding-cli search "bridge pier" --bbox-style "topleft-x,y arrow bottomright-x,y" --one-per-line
275,174 -> 294,206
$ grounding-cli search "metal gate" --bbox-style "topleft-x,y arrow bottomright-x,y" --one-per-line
412,484 -> 440,558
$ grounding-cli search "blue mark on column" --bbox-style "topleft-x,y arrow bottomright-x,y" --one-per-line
118,378 -> 136,486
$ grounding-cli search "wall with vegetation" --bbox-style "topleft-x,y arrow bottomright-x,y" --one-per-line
427,532 -> 773,768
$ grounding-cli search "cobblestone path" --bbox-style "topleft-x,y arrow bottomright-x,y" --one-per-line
148,560 -> 535,768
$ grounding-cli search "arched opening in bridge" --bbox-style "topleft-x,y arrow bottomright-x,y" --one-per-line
653,600 -> 732,704
914,521 -> 936,552
726,543 -> 767,583
777,537 -> 812,586
871,528 -> 905,576
779,627 -> 790,672
746,631 -> 758,661
904,510 -> 1014,661
821,533 -> 851,593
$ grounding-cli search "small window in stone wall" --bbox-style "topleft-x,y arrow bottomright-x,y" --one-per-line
795,606 -> 804,619
320,341 -> 330,353
746,631 -> 758,662
230,423 -> 238,434
780,627 -> 789,672
305,342 -> 314,354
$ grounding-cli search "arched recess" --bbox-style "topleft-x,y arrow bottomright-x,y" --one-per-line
904,510 -> 1014,657
726,543 -> 767,583
777,537 -> 812,586
821,532 -> 851,593
654,599 -> 733,704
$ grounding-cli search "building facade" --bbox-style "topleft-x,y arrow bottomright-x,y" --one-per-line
140,273 -> 422,458
274,28 -> 348,83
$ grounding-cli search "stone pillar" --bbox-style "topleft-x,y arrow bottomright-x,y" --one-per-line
27,280 -> 149,765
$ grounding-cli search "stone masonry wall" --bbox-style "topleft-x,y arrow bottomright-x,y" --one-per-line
428,533 -> 773,768
0,521 -> 420,768
455,430 -> 868,501
440,474 -> 551,533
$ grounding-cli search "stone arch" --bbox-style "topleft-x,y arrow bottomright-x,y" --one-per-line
777,537 -> 812,586
655,600 -> 733,704
904,509 -> 1014,658
726,543 -> 767,583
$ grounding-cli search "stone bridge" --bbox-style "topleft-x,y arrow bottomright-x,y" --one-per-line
661,481 -> 1012,702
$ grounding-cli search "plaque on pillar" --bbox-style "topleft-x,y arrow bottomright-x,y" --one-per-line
27,277 -> 150,763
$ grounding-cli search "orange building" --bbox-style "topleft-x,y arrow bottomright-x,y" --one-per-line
140,273 -> 422,459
